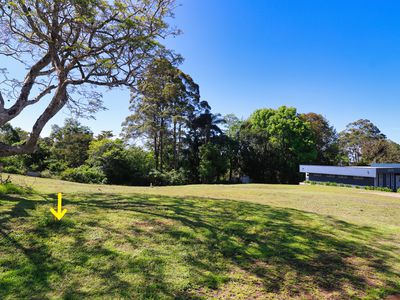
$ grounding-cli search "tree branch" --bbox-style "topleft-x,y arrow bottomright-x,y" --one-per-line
0,90 -> 4,110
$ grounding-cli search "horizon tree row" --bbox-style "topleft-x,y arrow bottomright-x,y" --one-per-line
2,103 -> 400,185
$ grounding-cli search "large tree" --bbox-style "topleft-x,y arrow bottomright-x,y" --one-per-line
300,112 -> 339,165
49,118 -> 93,168
184,101 -> 225,182
0,0 -> 177,156
339,119 -> 386,165
123,58 -> 200,171
245,106 -> 317,183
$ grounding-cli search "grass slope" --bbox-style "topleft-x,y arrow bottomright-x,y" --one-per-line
0,175 -> 399,299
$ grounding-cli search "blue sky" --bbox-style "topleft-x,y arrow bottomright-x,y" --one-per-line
5,0 -> 400,141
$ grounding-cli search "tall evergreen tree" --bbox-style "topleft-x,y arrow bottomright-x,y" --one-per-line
123,58 -> 200,171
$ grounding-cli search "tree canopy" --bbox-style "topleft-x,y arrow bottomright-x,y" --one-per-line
300,112 -> 339,165
0,0 -> 177,156
339,119 -> 386,165
242,106 -> 317,183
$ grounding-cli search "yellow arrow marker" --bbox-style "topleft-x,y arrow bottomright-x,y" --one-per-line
50,193 -> 67,221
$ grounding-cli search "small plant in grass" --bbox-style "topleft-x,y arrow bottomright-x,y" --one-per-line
35,205 -> 75,229
0,182 -> 35,195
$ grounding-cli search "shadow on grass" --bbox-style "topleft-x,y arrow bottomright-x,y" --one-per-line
0,192 -> 399,299
0,195 -> 60,298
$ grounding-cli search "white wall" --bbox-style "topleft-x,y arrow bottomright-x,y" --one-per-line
299,165 -> 376,178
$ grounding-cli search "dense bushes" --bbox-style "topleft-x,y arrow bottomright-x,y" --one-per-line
61,166 -> 106,184
0,156 -> 26,175
0,121 -> 155,186
149,169 -> 187,186
87,139 -> 153,185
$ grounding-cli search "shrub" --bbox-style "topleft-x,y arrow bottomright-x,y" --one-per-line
364,186 -> 392,192
0,183 -> 34,195
40,170 -> 53,178
0,155 -> 27,175
61,165 -> 106,184
149,169 -> 188,186
2,165 -> 26,175
87,140 -> 153,185
47,160 -> 68,173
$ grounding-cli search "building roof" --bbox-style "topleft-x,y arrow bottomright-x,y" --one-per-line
300,164 -> 400,178
370,163 -> 400,168
299,165 -> 376,177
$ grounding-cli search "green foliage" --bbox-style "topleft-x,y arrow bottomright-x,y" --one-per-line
300,112 -> 339,164
149,169 -> 188,186
3,106 -> 400,188
46,159 -> 69,174
324,181 -> 338,186
199,143 -> 228,183
339,119 -> 386,165
40,170 -> 53,179
87,139 -> 153,185
50,119 -> 93,168
242,106 -> 317,183
22,138 -> 52,172
123,58 -> 200,172
60,165 -> 106,184
0,182 -> 34,195
364,186 -> 392,192
0,124 -> 23,145
0,156 -> 26,174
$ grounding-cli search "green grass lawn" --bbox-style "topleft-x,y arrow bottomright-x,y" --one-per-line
0,175 -> 399,299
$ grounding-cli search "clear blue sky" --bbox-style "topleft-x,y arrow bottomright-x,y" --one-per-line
6,0 -> 400,141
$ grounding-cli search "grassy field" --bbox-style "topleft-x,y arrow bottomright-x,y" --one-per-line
0,175 -> 399,299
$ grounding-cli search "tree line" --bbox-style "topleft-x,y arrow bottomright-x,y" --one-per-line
1,63 -> 399,186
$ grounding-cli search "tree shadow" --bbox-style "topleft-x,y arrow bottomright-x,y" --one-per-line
0,195 -> 61,299
0,192 -> 399,299
76,193 -> 400,297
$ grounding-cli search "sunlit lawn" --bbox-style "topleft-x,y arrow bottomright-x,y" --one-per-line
0,175 -> 399,299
